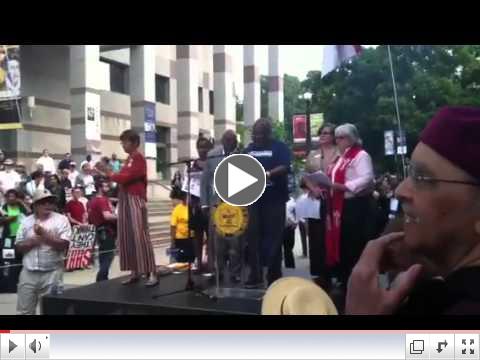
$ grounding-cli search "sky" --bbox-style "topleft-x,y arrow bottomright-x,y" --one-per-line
230,45 -> 377,98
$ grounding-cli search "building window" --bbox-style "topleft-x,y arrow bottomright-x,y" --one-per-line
156,126 -> 168,144
198,87 -> 204,113
101,58 -> 129,95
156,75 -> 170,105
209,90 -> 214,115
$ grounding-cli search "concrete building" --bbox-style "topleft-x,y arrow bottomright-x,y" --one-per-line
0,45 -> 283,198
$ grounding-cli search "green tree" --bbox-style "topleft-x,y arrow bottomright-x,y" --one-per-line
299,45 -> 480,174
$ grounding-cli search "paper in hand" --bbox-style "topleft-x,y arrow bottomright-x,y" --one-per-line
305,171 -> 332,188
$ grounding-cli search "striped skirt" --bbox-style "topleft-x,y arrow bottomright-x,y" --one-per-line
118,191 -> 157,273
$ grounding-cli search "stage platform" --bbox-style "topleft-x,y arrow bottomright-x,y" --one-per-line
42,272 -> 263,315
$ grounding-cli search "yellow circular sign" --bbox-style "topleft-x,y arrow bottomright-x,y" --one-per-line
213,202 -> 248,237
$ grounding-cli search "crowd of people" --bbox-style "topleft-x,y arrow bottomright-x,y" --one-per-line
0,148 -> 123,313
1,104 -> 478,316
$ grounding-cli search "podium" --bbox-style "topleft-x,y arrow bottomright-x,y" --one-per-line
201,202 -> 265,301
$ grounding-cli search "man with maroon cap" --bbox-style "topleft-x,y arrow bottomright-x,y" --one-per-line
345,106 -> 480,315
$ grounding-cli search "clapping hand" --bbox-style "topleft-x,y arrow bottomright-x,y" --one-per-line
34,223 -> 47,237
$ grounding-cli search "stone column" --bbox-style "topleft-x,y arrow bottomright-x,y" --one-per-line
243,45 -> 261,144
130,45 -> 157,181
176,45 -> 200,161
70,45 -> 102,166
268,45 -> 284,122
213,45 -> 236,141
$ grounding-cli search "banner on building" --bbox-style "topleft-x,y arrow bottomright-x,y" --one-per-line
293,113 -> 324,143
85,92 -> 101,155
0,45 -> 22,130
384,130 -> 395,156
0,99 -> 22,130
292,115 -> 306,143
65,225 -> 96,271
0,45 -> 21,99
144,102 -> 157,158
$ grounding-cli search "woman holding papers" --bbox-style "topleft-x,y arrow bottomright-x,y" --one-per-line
322,124 -> 374,292
302,123 -> 339,289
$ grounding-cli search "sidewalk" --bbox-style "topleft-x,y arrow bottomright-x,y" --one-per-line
0,232 -> 311,315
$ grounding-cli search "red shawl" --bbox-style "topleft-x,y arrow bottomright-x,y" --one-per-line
325,145 -> 363,267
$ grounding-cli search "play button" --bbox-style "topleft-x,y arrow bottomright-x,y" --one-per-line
9,340 -> 17,353
214,154 -> 266,206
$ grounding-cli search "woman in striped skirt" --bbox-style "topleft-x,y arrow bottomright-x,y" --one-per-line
97,129 -> 158,287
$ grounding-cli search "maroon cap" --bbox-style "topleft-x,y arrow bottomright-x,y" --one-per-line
420,106 -> 480,181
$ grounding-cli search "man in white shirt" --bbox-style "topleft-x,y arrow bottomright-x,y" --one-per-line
0,159 -> 22,194
25,171 -> 45,197
75,162 -> 95,198
15,189 -> 72,315
36,149 -> 56,175
68,162 -> 80,186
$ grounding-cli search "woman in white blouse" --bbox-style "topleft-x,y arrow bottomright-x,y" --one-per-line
323,123 -> 374,291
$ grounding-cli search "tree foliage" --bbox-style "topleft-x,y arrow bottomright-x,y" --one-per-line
283,45 -> 480,173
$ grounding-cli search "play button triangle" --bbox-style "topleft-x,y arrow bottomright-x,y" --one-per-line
9,340 -> 17,353
228,162 -> 258,198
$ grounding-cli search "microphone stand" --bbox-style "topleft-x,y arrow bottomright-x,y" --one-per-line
152,157 -> 216,301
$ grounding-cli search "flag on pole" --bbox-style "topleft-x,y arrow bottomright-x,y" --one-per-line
322,45 -> 363,78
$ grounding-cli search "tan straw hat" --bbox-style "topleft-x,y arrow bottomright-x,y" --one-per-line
261,277 -> 338,315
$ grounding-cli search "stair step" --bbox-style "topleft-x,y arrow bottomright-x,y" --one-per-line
149,225 -> 170,232
148,209 -> 171,214
151,239 -> 170,247
150,230 -> 170,237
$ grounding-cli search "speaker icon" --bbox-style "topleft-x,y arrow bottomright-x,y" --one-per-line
29,339 -> 41,354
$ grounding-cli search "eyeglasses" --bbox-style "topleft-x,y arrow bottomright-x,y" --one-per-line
320,131 -> 333,136
407,164 -> 480,188
335,136 -> 347,140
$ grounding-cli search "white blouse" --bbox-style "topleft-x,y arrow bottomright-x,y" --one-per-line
331,149 -> 374,199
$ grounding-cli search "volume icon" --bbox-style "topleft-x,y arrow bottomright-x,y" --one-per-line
29,339 -> 41,354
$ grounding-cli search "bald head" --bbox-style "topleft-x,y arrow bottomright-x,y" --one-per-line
252,118 -> 273,147
222,130 -> 238,155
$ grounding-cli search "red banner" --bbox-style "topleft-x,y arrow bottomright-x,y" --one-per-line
293,114 -> 307,142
